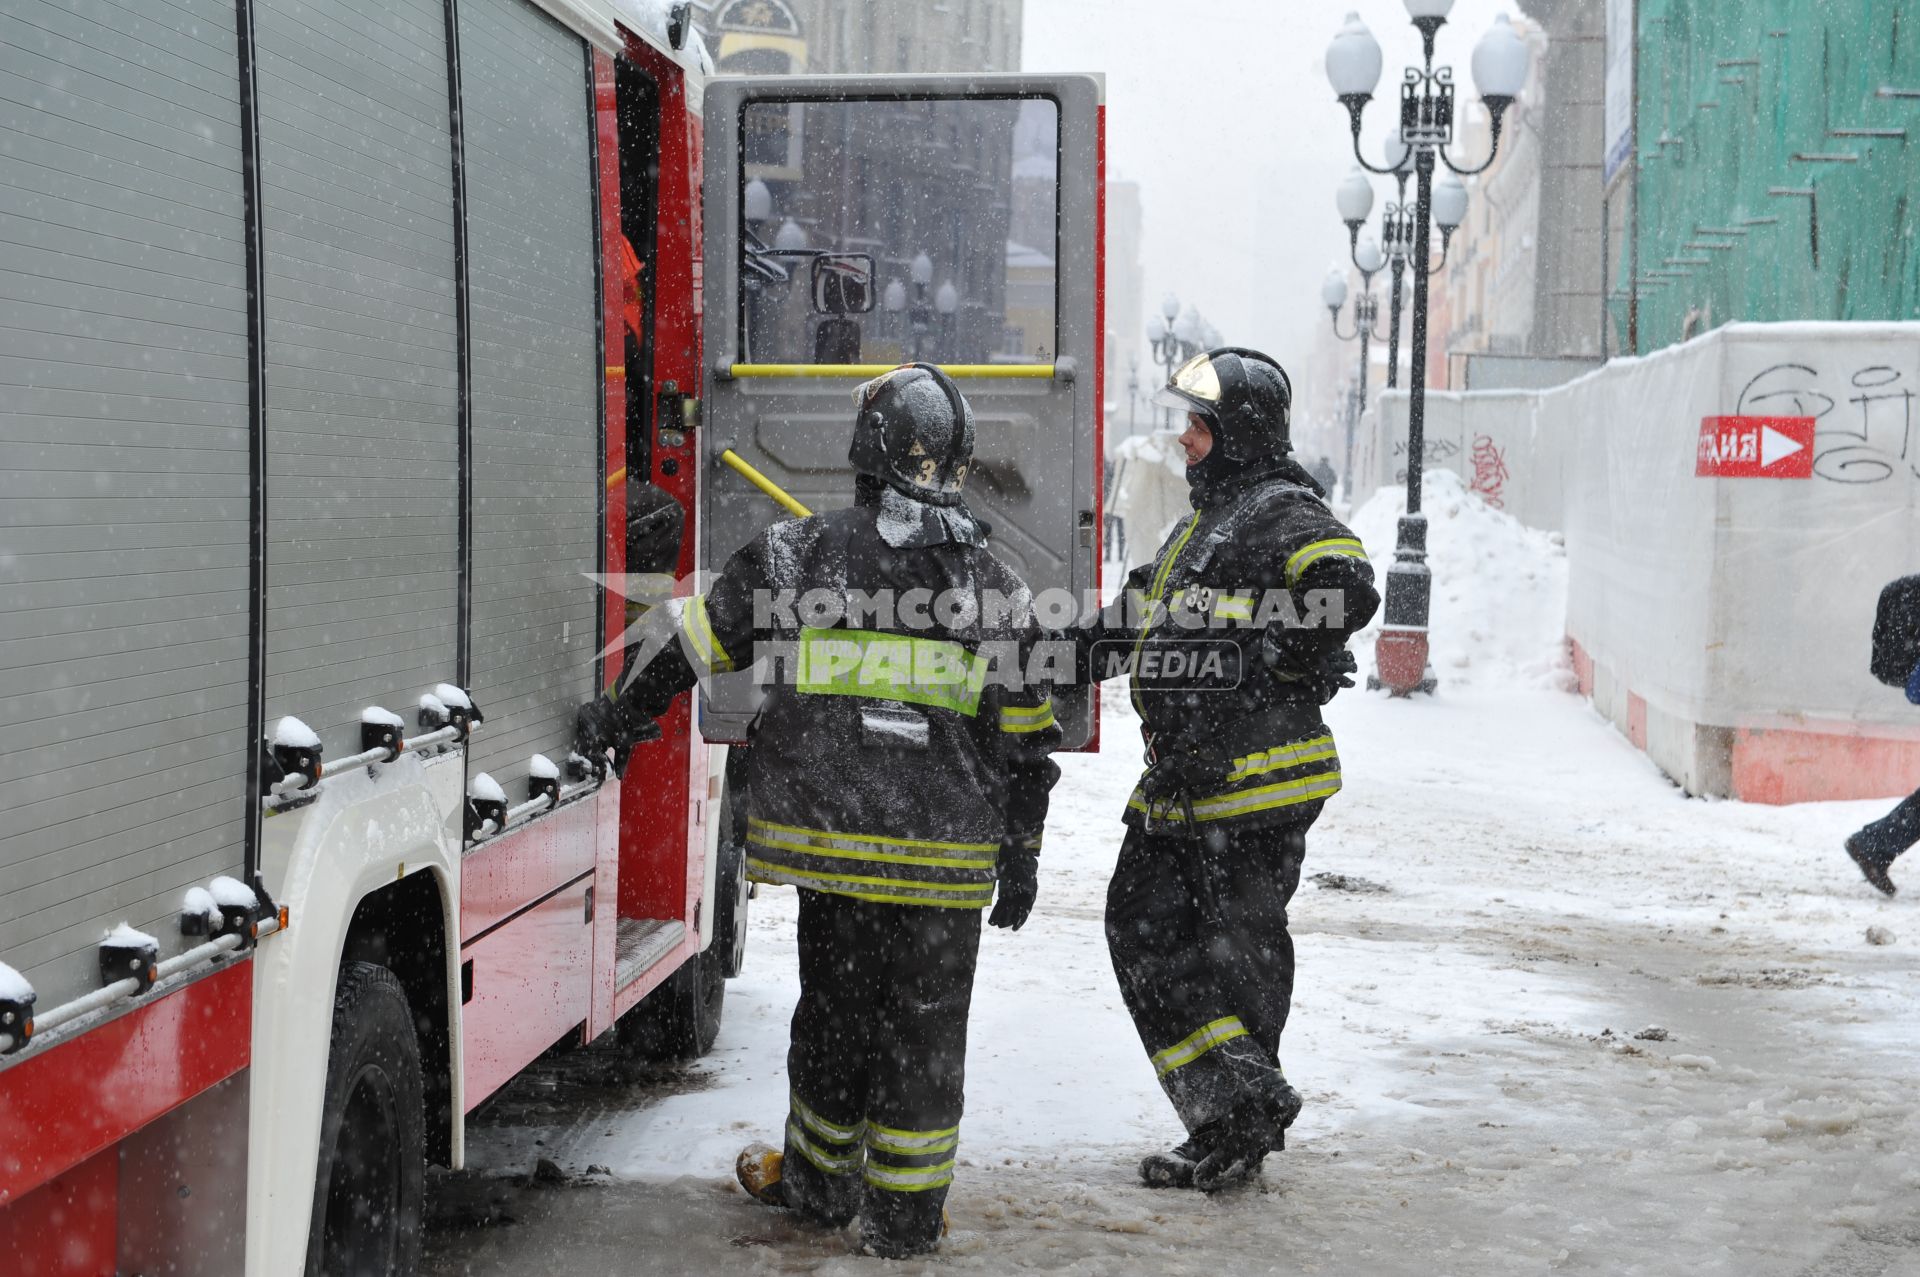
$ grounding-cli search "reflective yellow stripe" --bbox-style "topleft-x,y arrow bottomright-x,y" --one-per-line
1129,771 -> 1343,823
866,1131 -> 959,1157
795,628 -> 989,717
787,1122 -> 861,1174
748,829 -> 996,871
1284,538 -> 1368,586
791,1092 -> 864,1145
999,699 -> 1056,733
729,363 -> 1054,379
747,860 -> 996,909
1151,1016 -> 1249,1078
747,818 -> 995,856
680,595 -> 733,672
864,1159 -> 957,1192
1131,513 -> 1202,716
868,1119 -> 959,1143
1213,592 -> 1256,621
1225,734 -> 1338,783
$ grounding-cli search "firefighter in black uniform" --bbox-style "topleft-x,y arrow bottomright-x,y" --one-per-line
1071,347 -> 1379,1191
577,364 -> 1061,1258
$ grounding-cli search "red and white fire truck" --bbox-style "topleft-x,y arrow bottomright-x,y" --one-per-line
0,0 -> 1102,1271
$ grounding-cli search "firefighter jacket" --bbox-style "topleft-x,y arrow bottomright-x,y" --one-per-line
615,490 -> 1062,910
1079,464 -> 1379,831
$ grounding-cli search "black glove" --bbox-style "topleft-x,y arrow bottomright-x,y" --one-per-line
1138,740 -> 1218,804
987,844 -> 1038,931
574,697 -> 659,779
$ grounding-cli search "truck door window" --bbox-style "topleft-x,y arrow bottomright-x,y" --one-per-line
737,96 -> 1059,366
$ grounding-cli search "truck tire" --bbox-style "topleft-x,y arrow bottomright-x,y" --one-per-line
616,932 -> 726,1063
305,962 -> 425,1277
715,785 -> 749,979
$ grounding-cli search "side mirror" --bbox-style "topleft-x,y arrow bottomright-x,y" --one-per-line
810,254 -> 874,315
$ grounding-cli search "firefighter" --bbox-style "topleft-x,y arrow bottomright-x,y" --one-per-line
1069,347 -> 1379,1192
576,364 -> 1061,1259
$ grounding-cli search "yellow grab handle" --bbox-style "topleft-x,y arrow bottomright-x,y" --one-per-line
720,448 -> 812,519
725,363 -> 1055,379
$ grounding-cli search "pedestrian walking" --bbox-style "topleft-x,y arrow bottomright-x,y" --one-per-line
577,365 -> 1062,1258
1845,574 -> 1920,895
1066,347 -> 1379,1191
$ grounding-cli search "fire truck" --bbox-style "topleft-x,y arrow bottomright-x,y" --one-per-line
0,0 -> 1102,1271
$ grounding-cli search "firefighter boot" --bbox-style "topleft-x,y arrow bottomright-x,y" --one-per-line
1139,1130 -> 1214,1189
736,1143 -> 788,1208
1192,1081 -> 1304,1193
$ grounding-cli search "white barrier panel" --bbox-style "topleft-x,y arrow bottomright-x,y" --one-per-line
1363,322 -> 1920,801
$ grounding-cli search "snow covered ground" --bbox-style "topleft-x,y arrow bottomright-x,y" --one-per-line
426,485 -> 1920,1276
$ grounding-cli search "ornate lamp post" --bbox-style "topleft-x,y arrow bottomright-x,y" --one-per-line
1325,4 -> 1529,696
1145,291 -> 1205,429
1321,250 -> 1388,496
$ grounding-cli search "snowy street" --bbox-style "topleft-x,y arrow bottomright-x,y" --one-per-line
423,492 -> 1920,1277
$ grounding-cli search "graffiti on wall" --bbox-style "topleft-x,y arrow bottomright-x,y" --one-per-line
1468,434 -> 1510,508
1391,435 -> 1460,487
1736,362 -> 1919,486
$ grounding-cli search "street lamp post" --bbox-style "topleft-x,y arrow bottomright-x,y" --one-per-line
1145,292 -> 1206,429
1325,3 -> 1529,696
1321,249 -> 1389,496
1337,155 -> 1469,396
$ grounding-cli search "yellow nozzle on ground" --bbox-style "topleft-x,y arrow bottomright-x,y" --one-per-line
720,449 -> 812,519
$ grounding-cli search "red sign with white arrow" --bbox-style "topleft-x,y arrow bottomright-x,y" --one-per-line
1696,416 -> 1816,478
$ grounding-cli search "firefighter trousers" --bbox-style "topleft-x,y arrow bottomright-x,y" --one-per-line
779,889 -> 979,1254
1104,808 -> 1318,1138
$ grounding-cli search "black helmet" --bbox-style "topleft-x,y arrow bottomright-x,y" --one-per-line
848,363 -> 974,507
1153,347 -> 1293,467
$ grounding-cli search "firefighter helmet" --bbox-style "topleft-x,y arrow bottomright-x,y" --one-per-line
848,363 -> 974,507
1153,347 -> 1293,467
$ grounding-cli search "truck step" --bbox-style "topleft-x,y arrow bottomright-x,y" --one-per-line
613,918 -> 686,994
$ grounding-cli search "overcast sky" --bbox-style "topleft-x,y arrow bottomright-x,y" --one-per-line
1022,0 -> 1520,379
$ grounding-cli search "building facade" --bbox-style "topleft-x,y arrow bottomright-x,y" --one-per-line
1613,0 -> 1920,353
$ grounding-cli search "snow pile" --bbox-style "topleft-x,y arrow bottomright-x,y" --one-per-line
1348,467 -> 1573,691
103,922 -> 158,950
360,705 -> 405,729
469,773 -> 507,805
181,886 -> 219,930
528,753 -> 560,781
0,959 -> 33,1004
434,683 -> 473,710
209,875 -> 257,911
273,715 -> 320,749
1110,429 -> 1186,480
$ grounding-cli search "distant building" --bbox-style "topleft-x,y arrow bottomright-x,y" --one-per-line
695,0 -> 1022,76
1428,10 -> 1606,389
1103,180 -> 1145,444
696,0 -> 1037,365
1609,0 -> 1920,354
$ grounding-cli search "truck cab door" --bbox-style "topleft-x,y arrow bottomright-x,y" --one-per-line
698,73 -> 1105,747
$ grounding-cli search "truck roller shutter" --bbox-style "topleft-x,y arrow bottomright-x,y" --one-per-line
458,0 -> 601,792
254,0 -> 460,756
0,0 -> 251,1007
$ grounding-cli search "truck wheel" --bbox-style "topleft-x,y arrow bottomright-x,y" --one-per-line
715,789 -> 749,979
305,962 -> 425,1277
616,936 -> 726,1064
617,782 -> 745,1063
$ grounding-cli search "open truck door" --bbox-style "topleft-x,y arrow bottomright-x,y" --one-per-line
698,74 -> 1106,748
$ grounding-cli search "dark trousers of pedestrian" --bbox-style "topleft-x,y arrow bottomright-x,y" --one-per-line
1853,787 -> 1920,864
1105,807 -> 1317,1139
779,889 -> 979,1257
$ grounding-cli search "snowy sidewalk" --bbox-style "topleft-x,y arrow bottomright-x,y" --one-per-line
429,678 -> 1920,1276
